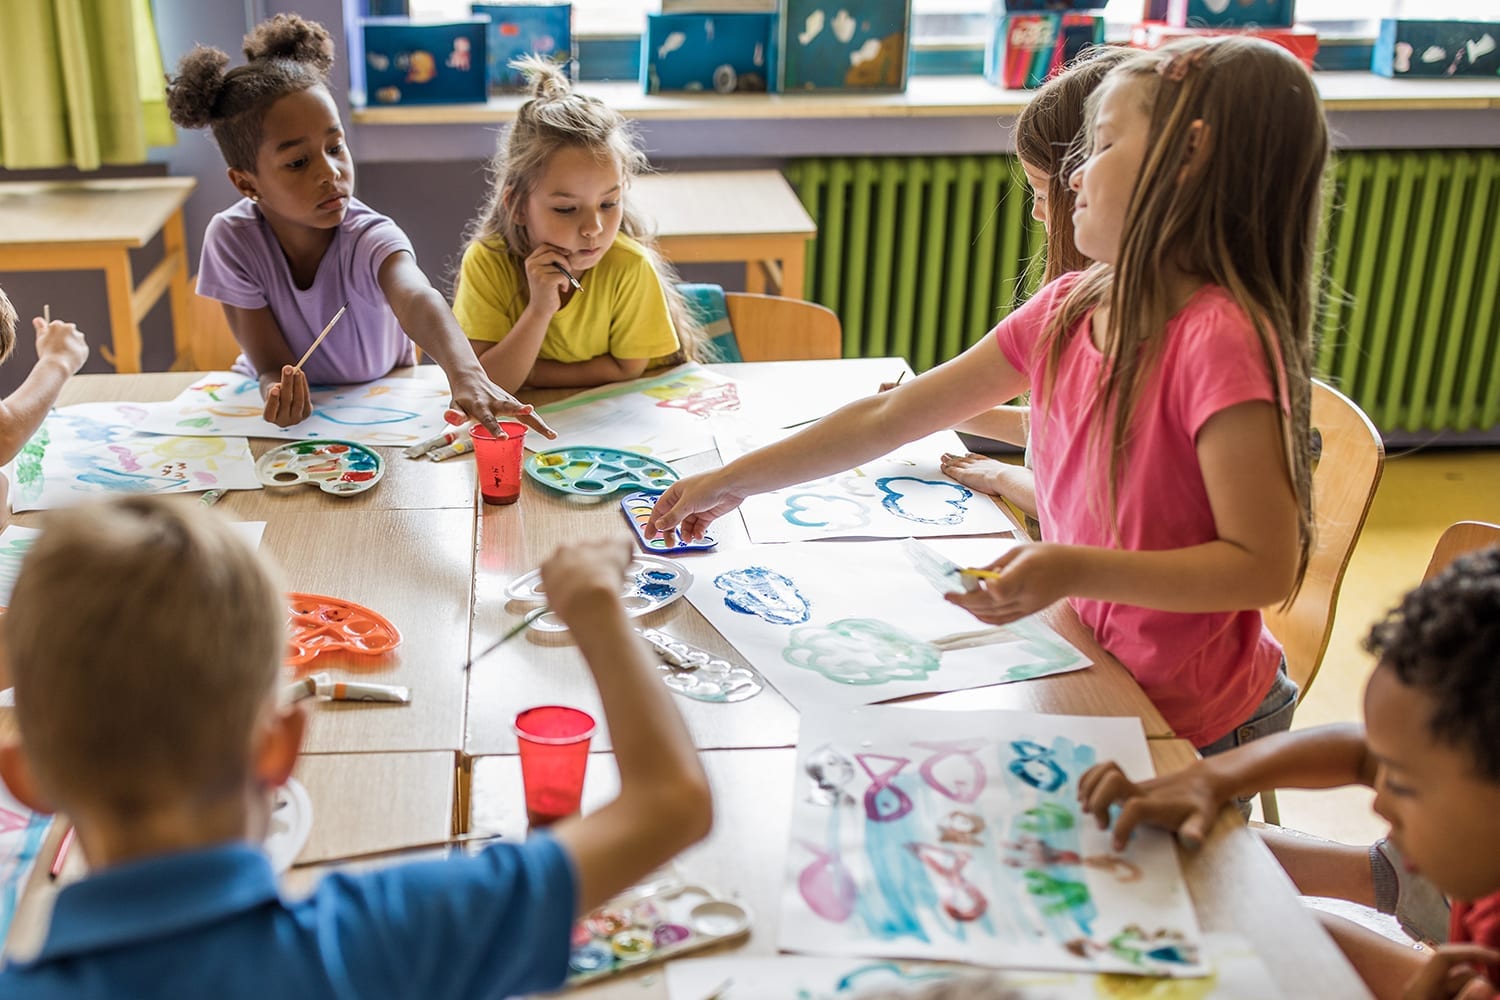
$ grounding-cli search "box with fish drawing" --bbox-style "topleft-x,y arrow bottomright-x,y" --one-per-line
985,12 -> 1104,89
770,0 -> 911,93
1150,0 -> 1295,28
1372,19 -> 1500,78
360,17 -> 489,105
470,3 -> 571,93
641,13 -> 773,94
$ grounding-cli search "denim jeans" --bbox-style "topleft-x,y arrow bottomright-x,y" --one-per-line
1197,660 -> 1299,816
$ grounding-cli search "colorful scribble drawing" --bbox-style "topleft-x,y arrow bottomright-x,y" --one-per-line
714,566 -> 812,625
856,754 -> 914,823
783,619 -> 941,685
651,379 -> 742,418
806,744 -> 858,807
876,477 -> 973,525
0,786 -> 50,944
0,529 -> 38,606
781,709 -> 1203,975
782,494 -> 872,531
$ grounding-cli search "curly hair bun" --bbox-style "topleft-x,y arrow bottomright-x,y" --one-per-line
513,54 -> 572,102
165,46 -> 231,129
243,13 -> 335,76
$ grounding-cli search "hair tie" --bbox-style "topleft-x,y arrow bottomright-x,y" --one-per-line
1158,48 -> 1207,83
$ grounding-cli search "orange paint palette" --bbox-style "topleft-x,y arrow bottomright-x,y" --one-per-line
286,592 -> 402,668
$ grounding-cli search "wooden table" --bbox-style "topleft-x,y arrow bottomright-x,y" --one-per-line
0,178 -> 195,373
631,171 -> 816,299
469,742 -> 1371,999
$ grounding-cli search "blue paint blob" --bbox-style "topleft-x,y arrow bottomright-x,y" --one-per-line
637,582 -> 676,600
643,569 -> 674,581
875,476 -> 973,526
714,566 -> 811,625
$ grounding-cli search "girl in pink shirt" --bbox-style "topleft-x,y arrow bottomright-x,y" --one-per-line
649,37 -> 1326,753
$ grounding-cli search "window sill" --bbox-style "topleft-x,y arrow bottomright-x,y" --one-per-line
351,72 -> 1500,126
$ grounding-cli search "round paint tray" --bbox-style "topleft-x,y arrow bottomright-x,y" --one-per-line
256,440 -> 384,496
287,592 -> 402,668
525,447 -> 679,496
504,556 -> 692,632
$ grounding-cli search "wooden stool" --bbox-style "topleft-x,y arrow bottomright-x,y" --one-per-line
0,177 -> 196,373
631,170 -> 816,299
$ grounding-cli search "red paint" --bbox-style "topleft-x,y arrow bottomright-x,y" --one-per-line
340,471 -> 376,482
326,444 -> 349,454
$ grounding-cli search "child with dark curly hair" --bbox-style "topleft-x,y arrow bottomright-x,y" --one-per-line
166,14 -> 551,439
1079,545 -> 1500,1000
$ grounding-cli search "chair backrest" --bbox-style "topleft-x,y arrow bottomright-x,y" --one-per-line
186,275 -> 241,371
723,293 -> 841,362
1423,521 -> 1500,581
1264,379 -> 1385,699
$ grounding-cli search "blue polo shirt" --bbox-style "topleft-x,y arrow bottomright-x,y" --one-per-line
0,836 -> 575,999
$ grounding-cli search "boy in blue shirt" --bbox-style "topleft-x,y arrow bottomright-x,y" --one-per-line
0,498 -> 711,998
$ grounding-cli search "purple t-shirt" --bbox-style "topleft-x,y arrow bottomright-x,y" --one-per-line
197,197 -> 417,385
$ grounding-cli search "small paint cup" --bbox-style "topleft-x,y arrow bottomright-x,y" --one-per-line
470,422 -> 528,506
514,705 -> 595,828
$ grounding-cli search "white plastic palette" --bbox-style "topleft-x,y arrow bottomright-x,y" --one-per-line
566,880 -> 751,987
504,556 -> 692,633
263,777 -> 313,873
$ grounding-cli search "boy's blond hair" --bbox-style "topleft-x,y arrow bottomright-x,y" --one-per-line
0,285 -> 16,364
6,497 -> 285,819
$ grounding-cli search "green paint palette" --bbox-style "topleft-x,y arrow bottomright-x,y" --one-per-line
525,447 -> 680,496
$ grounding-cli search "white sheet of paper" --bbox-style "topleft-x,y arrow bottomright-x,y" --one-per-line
716,427 -> 1016,543
666,934 -> 1280,997
0,525 -> 40,607
713,356 -> 908,430
135,371 -> 454,446
530,363 -> 751,462
8,403 -> 260,513
681,539 -> 1088,711
779,706 -> 1206,976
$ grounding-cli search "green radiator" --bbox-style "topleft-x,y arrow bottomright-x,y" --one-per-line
788,151 -> 1500,433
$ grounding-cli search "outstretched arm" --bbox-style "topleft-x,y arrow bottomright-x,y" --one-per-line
378,251 -> 555,439
1078,723 -> 1376,851
0,317 -> 89,464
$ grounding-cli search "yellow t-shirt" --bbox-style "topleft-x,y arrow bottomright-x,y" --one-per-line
453,233 -> 680,363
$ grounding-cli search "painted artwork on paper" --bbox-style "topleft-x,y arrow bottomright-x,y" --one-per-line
666,933 -> 1283,998
683,540 -> 1089,711
532,363 -> 750,461
0,783 -> 52,948
0,526 -> 39,607
715,428 -> 1016,542
780,707 -> 1206,977
9,403 -> 261,513
135,372 -> 455,446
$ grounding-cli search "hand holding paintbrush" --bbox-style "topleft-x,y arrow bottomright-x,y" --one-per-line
260,303 -> 348,428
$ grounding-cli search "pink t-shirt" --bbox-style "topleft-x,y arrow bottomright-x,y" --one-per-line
993,273 -> 1286,747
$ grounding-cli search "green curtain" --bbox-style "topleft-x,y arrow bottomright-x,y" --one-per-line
0,0 -> 174,170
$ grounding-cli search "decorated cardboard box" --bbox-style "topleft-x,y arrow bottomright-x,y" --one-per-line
1159,0 -> 1294,28
1129,22 -> 1318,69
985,13 -> 1104,90
642,13 -> 773,94
1372,19 -> 1500,78
1001,0 -> 1108,9
361,18 -> 488,105
470,3 -> 571,93
772,0 -> 911,92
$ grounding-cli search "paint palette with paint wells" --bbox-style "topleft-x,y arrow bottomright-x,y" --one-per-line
620,491 -> 717,554
504,556 -> 692,633
286,592 -> 402,668
525,446 -> 679,497
566,879 -> 751,987
255,440 -> 384,496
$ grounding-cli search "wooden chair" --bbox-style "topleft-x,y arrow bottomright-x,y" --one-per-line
1260,380 -> 1384,824
1424,521 -> 1500,580
723,292 -> 841,362
184,275 -> 241,371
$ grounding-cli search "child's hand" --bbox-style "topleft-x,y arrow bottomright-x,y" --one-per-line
645,471 -> 746,543
538,538 -> 634,625
34,317 -> 88,375
445,370 -> 556,440
944,542 -> 1075,625
261,366 -> 312,427
1402,945 -> 1500,1000
522,243 -> 575,317
1077,761 -> 1225,852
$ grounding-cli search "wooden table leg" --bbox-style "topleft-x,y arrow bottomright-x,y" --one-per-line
101,252 -> 141,373
163,209 -> 193,370
745,258 -> 767,295
780,237 -> 808,301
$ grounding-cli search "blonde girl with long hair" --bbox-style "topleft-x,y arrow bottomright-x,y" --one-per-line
649,37 -> 1326,758
454,57 -> 706,391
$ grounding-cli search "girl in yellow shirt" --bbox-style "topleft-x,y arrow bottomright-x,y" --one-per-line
454,58 -> 707,391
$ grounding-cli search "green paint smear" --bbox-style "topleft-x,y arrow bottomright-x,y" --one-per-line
783,617 -> 940,686
15,425 -> 48,491
998,617 -> 1087,681
1023,869 -> 1091,916
177,417 -> 212,428
1017,803 -> 1075,835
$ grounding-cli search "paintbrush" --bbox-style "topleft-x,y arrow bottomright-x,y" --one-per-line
292,302 -> 350,372
462,606 -> 548,671
291,831 -> 505,869
700,978 -> 735,1000
554,262 -> 582,291
43,304 -> 50,324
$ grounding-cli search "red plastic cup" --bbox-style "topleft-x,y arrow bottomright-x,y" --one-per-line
471,422 -> 528,506
514,705 -> 595,828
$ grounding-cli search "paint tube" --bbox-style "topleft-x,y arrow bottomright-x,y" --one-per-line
403,427 -> 463,459
427,438 -> 476,462
309,672 -> 410,704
